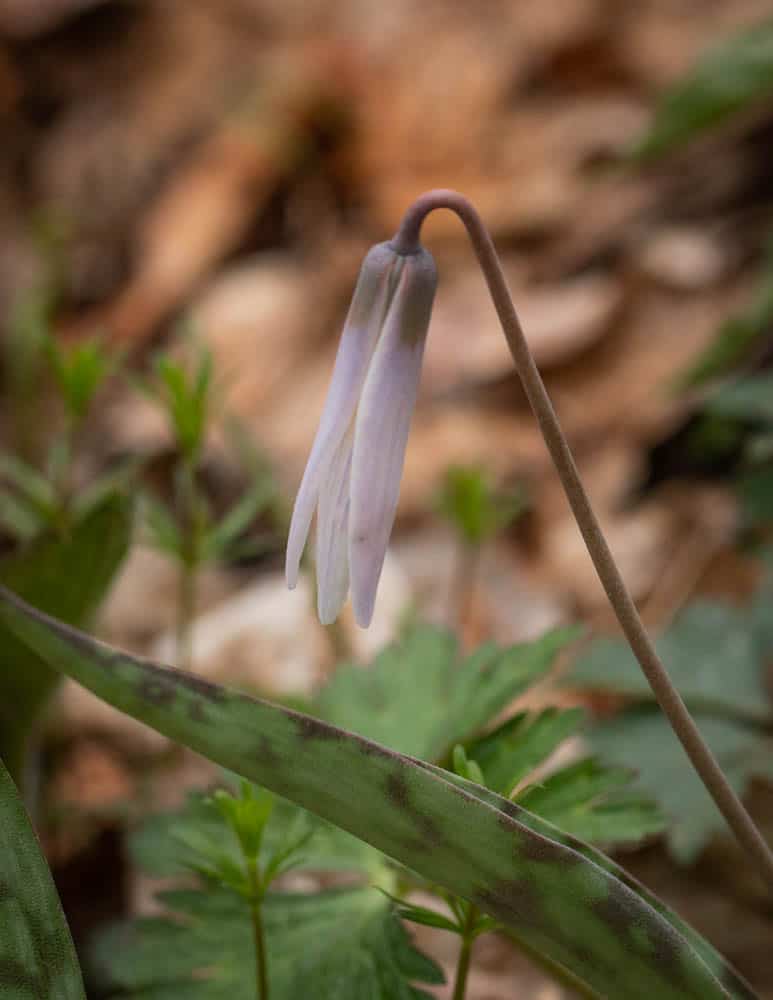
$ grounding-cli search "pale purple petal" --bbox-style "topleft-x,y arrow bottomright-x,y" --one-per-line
315,427 -> 354,624
285,244 -> 399,588
349,249 -> 437,627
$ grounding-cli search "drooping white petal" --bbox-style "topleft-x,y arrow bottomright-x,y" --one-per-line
349,250 -> 437,627
285,244 -> 400,588
315,426 -> 354,624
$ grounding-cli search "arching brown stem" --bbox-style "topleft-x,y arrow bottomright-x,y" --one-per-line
392,189 -> 773,892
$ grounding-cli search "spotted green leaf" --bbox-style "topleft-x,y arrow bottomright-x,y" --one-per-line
0,587 -> 753,999
0,757 -> 85,999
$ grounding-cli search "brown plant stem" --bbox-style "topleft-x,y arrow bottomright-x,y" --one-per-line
392,188 -> 773,892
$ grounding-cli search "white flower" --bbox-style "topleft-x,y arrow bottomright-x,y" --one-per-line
286,241 -> 437,627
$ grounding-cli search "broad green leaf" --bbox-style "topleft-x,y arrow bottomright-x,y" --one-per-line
93,885 -> 442,1000
585,709 -> 773,865
316,624 -> 578,761
569,601 -> 772,724
0,494 -> 133,781
0,757 -> 85,999
631,18 -> 773,159
0,587 -> 748,1000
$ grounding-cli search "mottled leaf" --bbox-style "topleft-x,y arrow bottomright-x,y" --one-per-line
0,586 -> 750,1000
0,757 -> 85,999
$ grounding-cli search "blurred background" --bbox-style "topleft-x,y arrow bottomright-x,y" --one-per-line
2,0 -> 773,996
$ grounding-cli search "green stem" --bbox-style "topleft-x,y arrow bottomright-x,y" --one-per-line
175,454 -> 201,672
451,904 -> 478,1000
247,859 -> 269,1000
450,541 -> 480,633
176,558 -> 196,673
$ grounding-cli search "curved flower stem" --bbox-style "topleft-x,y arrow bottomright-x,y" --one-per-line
392,189 -> 773,892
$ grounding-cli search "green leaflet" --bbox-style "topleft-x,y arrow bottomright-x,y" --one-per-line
0,757 -> 85,1000
0,585 -> 746,1000
586,710 -> 773,865
630,17 -> 773,160
315,624 -> 579,760
0,493 -> 133,782
569,601 -> 773,725
129,786 -> 383,880
93,886 -> 442,999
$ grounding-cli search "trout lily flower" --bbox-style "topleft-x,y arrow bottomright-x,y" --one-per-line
286,241 -> 437,627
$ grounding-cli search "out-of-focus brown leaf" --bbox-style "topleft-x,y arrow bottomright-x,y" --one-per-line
0,0 -> 109,38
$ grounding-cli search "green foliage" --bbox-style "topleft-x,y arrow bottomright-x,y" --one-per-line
467,707 -> 583,796
588,710 -> 773,864
516,758 -> 666,847
93,885 -> 442,1000
46,337 -> 117,424
434,465 -> 526,547
0,757 -> 85,999
706,374 -> 773,423
147,349 -> 215,463
463,708 -> 665,848
568,594 -> 773,861
0,493 -> 133,782
679,249 -> 773,386
315,624 -> 578,761
95,776 -> 438,999
0,588 -> 750,1000
630,17 -> 773,160
131,784 -> 381,882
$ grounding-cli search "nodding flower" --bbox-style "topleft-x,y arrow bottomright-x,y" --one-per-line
286,240 -> 437,627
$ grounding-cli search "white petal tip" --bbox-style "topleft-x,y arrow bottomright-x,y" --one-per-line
352,586 -> 376,629
318,602 -> 342,626
354,611 -> 373,629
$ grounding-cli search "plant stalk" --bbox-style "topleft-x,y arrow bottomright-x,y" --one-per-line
450,540 -> 480,635
392,189 -> 773,892
247,859 -> 269,1000
451,904 -> 478,1000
